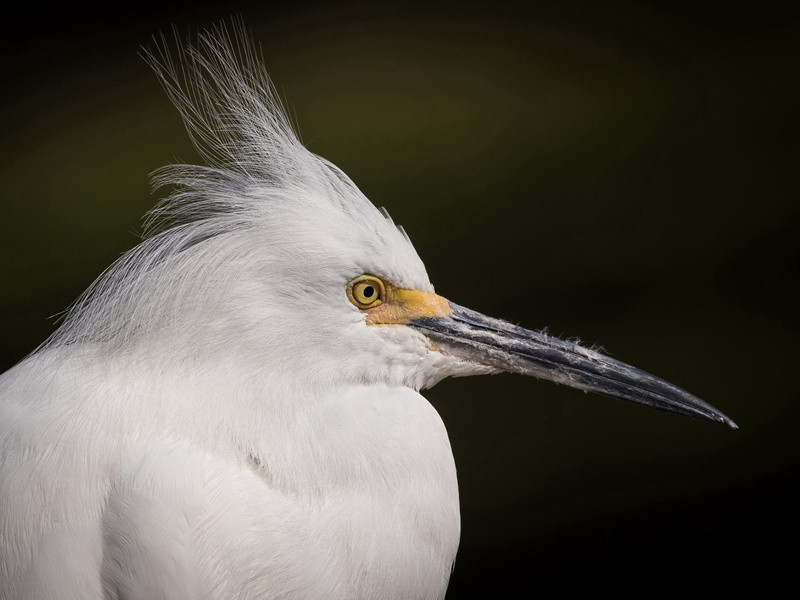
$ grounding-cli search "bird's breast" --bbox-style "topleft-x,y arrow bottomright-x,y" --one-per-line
248,384 -> 461,599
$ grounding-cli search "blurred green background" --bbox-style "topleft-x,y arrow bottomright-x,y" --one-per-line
2,1 -> 798,596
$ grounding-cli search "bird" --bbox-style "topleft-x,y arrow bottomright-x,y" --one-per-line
0,22 -> 735,600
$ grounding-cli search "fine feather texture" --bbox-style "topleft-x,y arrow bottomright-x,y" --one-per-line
1,21 -> 466,599
44,20 -> 431,354
0,18 -> 737,600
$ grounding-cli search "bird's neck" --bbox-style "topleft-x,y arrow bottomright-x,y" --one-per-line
237,380 -> 458,500
55,343 -> 456,505
116,352 -> 456,501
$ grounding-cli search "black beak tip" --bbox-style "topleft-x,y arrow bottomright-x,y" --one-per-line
696,401 -> 737,429
696,404 -> 737,429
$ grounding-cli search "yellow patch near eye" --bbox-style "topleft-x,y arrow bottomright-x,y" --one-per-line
365,286 -> 452,325
346,275 -> 451,324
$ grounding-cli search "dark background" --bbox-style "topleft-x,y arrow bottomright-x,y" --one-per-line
2,1 -> 798,596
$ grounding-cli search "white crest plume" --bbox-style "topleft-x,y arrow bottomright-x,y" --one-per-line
42,20 -> 428,355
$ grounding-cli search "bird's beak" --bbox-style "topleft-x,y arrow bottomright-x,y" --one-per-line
407,302 -> 737,428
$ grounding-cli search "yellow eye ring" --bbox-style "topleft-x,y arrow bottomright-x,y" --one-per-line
346,275 -> 385,309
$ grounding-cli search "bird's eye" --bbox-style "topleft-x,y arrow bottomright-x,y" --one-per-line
347,275 -> 385,309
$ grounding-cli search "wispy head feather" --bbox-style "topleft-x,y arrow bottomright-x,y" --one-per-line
142,19 -> 312,235
42,20 -> 429,355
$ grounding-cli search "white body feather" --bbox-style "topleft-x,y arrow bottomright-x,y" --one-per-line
0,23 -> 477,599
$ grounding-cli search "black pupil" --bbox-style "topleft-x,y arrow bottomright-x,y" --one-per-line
362,285 -> 375,299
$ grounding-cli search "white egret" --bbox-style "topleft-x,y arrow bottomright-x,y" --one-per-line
0,23 -> 735,600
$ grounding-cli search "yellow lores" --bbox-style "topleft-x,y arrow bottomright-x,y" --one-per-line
346,275 -> 452,325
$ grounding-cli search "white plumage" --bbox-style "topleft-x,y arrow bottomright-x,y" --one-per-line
1,25 -> 462,599
0,22 -> 734,600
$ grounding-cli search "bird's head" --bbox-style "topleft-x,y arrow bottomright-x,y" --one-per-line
46,23 -> 734,428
